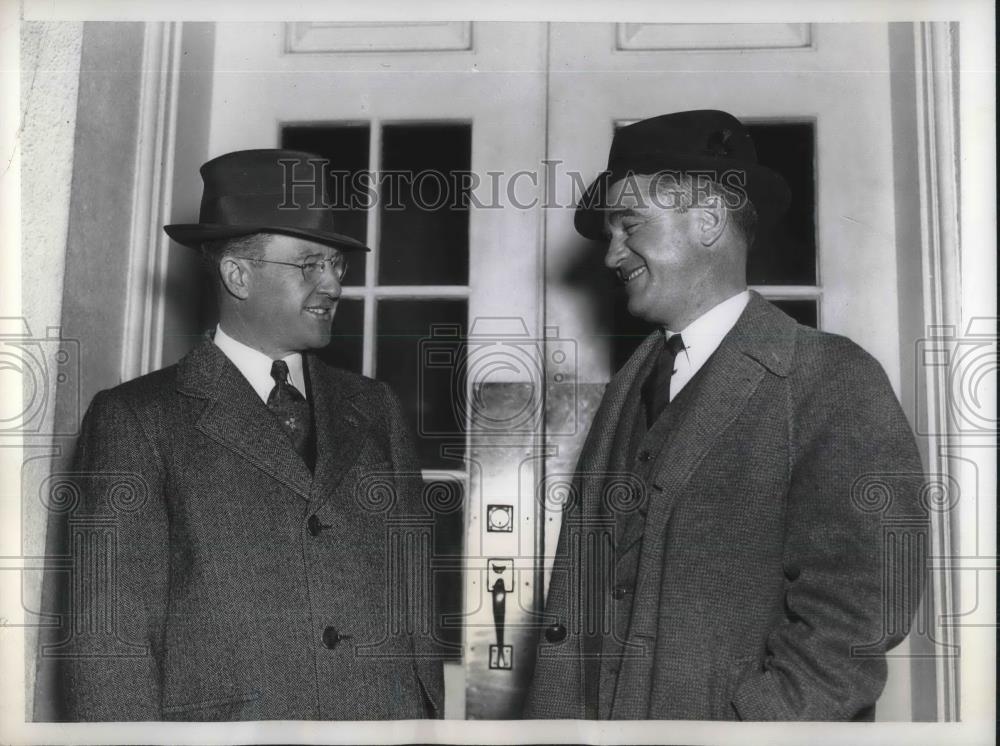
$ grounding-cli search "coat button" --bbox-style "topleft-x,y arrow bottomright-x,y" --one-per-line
544,623 -> 567,644
611,585 -> 630,601
638,451 -> 651,462
322,626 -> 341,649
307,515 -> 323,536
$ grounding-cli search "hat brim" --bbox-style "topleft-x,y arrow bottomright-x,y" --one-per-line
163,224 -> 370,253
574,155 -> 791,240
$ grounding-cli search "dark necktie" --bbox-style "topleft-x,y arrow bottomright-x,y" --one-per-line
641,332 -> 686,427
267,359 -> 315,469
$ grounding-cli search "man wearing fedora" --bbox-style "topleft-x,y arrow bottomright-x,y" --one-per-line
525,111 -> 925,720
45,149 -> 443,720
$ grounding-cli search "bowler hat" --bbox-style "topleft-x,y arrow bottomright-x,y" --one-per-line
574,110 -> 791,240
164,149 -> 370,252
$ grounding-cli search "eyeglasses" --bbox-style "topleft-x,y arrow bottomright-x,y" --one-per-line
233,254 -> 349,284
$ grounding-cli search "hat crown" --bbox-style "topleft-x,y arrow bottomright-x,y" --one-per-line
163,148 -> 369,252
609,110 -> 758,168
573,109 -> 791,240
199,148 -> 323,196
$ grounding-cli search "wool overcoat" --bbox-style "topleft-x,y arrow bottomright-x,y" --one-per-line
524,293 -> 926,720
47,340 -> 444,721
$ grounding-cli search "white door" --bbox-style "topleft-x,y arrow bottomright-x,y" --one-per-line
206,21 -> 550,719
543,22 -> 918,720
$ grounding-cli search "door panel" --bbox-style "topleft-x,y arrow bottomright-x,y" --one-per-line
543,21 -> 913,720
208,21 -> 548,719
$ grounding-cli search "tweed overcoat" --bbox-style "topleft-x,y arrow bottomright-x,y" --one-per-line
524,293 -> 925,720
48,340 -> 444,720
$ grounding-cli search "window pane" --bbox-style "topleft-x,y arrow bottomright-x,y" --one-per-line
771,299 -> 818,328
379,124 -> 471,286
377,299 -> 467,468
746,122 -> 816,285
316,298 -> 363,373
281,124 -> 370,286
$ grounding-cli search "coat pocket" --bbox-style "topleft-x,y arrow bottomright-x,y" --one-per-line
162,690 -> 262,721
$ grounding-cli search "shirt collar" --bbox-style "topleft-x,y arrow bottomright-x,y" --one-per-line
213,325 -> 307,402
665,289 -> 751,370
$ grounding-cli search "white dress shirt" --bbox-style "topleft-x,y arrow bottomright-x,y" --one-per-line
214,325 -> 307,403
663,290 -> 750,401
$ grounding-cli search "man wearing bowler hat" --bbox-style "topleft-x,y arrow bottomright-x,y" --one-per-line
46,150 -> 443,720
525,111 -> 925,720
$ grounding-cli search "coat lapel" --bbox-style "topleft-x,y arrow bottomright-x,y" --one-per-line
305,355 -> 369,508
578,331 -> 663,511
178,340 -> 314,501
642,292 -> 795,509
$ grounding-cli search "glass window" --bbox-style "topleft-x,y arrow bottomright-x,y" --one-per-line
746,122 -> 816,286
281,122 -> 472,471
282,124 -> 371,286
377,299 -> 467,469
379,124 -> 471,286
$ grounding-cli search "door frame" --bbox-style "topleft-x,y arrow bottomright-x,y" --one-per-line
897,20 -> 962,722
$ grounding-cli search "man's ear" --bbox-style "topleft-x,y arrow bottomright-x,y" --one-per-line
219,256 -> 251,300
697,194 -> 728,247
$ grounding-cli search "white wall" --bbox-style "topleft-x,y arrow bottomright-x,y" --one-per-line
20,21 -> 81,339
18,20 -> 83,718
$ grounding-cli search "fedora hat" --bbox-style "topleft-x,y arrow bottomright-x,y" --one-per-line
164,149 -> 369,252
574,110 -> 791,240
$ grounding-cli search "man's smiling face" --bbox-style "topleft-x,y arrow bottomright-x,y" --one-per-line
602,173 -> 700,328
241,233 -> 342,356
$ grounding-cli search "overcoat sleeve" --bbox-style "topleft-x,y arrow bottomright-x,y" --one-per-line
58,390 -> 169,721
731,344 -> 926,720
